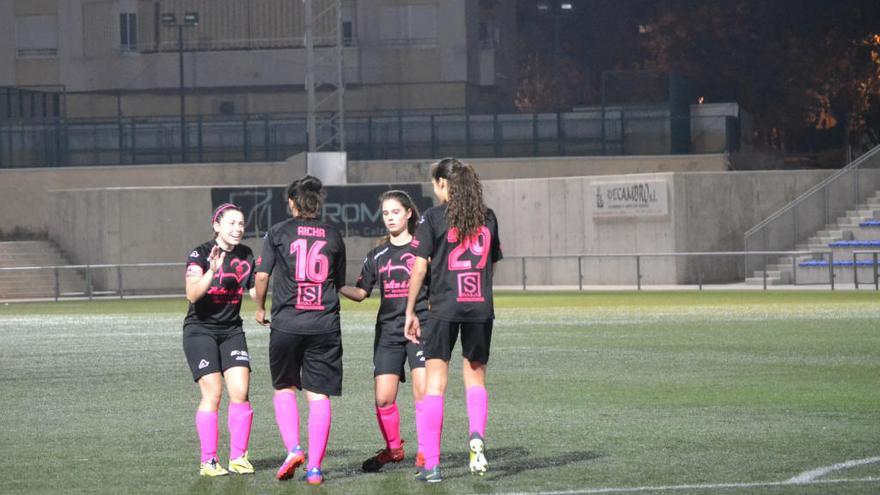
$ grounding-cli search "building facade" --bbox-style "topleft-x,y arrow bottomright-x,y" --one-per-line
0,0 -> 518,119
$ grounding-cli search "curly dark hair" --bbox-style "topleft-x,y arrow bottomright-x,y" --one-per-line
287,175 -> 325,219
431,157 -> 485,239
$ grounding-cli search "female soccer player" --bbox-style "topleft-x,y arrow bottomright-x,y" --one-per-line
404,157 -> 503,483
183,203 -> 256,477
254,176 -> 346,485
338,190 -> 429,472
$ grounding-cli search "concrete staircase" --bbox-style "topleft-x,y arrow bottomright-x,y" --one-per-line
0,241 -> 88,299
745,191 -> 880,285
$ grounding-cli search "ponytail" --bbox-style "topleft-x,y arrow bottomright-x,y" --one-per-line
431,157 -> 486,239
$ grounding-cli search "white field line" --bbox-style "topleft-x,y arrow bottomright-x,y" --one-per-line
493,476 -> 880,495
787,456 -> 880,483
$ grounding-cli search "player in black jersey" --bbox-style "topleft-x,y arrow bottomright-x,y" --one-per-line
404,158 -> 503,482
338,190 -> 430,473
183,203 -> 256,477
254,176 -> 346,485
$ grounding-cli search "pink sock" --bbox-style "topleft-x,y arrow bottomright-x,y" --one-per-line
228,401 -> 253,459
195,410 -> 219,463
376,403 -> 402,449
307,399 -> 332,470
273,392 -> 300,452
414,400 -> 425,456
422,394 -> 444,469
466,385 -> 488,437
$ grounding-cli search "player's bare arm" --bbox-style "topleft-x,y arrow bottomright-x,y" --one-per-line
338,285 -> 368,302
254,271 -> 270,326
404,256 -> 429,343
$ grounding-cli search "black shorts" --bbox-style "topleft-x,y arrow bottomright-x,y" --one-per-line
374,329 -> 425,382
182,327 -> 251,382
269,329 -> 343,396
421,318 -> 493,364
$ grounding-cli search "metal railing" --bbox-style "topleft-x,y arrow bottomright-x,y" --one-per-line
3,250 -> 878,301
743,144 -> 880,276
499,251 -> 852,291
0,108 -> 736,168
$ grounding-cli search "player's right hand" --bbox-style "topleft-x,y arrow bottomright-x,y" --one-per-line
404,311 -> 420,344
208,245 -> 226,273
255,308 -> 270,327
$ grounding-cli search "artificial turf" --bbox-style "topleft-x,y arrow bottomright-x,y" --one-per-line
2,291 -> 879,494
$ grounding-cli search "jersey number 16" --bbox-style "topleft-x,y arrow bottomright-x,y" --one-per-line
290,239 -> 329,282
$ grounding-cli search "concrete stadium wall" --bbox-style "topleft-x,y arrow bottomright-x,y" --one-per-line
47,169 -> 834,291
347,154 -> 729,183
0,154 -> 727,236
0,160 -> 306,236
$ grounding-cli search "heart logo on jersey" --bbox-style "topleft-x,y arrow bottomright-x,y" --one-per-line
228,259 -> 252,284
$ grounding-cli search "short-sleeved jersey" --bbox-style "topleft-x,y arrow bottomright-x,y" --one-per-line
356,240 -> 429,342
257,218 -> 346,335
413,205 -> 502,322
184,240 -> 255,330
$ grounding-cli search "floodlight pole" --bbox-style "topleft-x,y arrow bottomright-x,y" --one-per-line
177,24 -> 185,162
162,12 -> 198,162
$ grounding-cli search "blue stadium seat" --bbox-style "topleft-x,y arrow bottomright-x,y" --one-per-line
859,220 -> 880,227
798,259 -> 879,267
828,240 -> 880,247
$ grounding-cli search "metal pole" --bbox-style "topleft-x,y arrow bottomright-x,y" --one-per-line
117,265 -> 124,299
304,0 -> 316,152
335,0 -> 345,150
117,92 -> 124,164
54,267 -> 60,301
791,254 -> 797,285
521,258 -> 527,290
874,252 -> 878,291
243,118 -> 249,160
553,10 -> 560,112
86,265 -> 93,300
763,266 -> 767,290
829,251 -> 835,290
698,271 -> 702,291
197,114 -> 204,162
853,252 -> 859,289
264,116 -> 270,160
532,112 -> 539,156
178,24 -> 186,162
430,114 -> 437,157
636,255 -> 641,290
465,112 -> 471,157
577,256 -> 583,291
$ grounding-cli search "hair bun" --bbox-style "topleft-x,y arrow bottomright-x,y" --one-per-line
300,175 -> 323,192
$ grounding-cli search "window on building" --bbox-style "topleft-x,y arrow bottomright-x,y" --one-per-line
15,15 -> 58,57
120,13 -> 138,52
341,6 -> 355,46
379,5 -> 437,46
479,20 -> 500,48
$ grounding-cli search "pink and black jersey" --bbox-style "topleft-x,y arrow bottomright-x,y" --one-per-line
356,240 -> 429,341
257,218 -> 346,335
184,241 -> 255,330
413,205 -> 502,322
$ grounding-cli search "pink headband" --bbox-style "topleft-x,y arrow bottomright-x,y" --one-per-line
212,203 -> 239,224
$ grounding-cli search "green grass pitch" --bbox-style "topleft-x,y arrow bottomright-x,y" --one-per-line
2,291 -> 880,494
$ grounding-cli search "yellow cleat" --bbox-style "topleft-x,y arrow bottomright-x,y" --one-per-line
200,458 -> 229,477
229,452 -> 255,474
